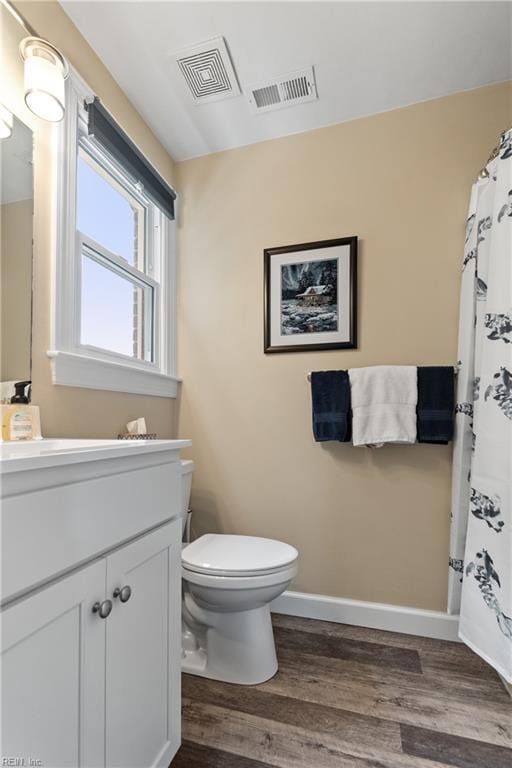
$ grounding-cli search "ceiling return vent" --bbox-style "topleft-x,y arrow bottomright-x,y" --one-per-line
175,37 -> 241,104
246,67 -> 317,114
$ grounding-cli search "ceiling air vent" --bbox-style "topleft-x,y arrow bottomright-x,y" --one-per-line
175,37 -> 241,104
246,67 -> 317,114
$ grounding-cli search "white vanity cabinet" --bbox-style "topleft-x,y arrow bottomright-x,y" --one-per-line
2,559 -> 107,768
0,439 -> 190,768
105,521 -> 182,768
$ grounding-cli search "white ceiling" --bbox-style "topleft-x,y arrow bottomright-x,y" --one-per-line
61,1 -> 512,161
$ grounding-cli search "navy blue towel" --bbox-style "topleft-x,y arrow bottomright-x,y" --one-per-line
417,366 -> 455,444
310,370 -> 351,442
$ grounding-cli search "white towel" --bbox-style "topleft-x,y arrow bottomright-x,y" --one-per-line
348,366 -> 417,447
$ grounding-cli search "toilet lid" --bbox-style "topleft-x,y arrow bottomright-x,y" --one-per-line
182,534 -> 298,576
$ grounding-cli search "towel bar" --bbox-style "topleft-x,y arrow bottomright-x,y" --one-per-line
306,365 -> 460,382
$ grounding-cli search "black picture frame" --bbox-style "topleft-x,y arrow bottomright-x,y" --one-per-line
264,236 -> 358,353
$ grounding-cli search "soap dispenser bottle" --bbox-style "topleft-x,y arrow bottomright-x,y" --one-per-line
11,380 -> 31,404
1,381 -> 42,442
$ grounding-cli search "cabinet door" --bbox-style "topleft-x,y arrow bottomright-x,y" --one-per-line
1,560 -> 106,768
105,520 -> 182,768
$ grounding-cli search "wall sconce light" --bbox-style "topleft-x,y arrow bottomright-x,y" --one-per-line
0,104 -> 14,139
19,37 -> 69,122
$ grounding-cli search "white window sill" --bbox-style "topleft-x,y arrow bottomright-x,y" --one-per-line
47,350 -> 180,398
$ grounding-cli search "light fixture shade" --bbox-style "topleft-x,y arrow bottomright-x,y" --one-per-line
0,104 -> 13,139
20,37 -> 68,122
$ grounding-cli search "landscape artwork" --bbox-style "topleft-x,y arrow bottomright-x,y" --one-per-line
281,258 -> 338,336
264,237 -> 357,353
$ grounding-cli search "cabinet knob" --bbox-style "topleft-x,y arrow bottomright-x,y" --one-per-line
113,585 -> 132,603
92,599 -> 113,619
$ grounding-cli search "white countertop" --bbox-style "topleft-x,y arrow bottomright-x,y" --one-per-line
0,438 -> 192,473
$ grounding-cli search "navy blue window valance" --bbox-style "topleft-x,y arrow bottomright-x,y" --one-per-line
85,97 -> 176,219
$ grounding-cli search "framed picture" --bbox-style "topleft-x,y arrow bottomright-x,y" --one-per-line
264,237 -> 357,353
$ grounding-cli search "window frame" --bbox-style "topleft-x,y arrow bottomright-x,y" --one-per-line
49,68 -> 179,397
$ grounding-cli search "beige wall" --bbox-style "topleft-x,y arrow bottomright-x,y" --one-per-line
1,199 -> 33,382
1,2 -> 178,437
177,82 -> 512,611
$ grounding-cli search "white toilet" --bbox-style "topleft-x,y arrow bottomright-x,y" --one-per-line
180,460 -> 298,685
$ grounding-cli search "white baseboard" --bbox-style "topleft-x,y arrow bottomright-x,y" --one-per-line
271,590 -> 460,642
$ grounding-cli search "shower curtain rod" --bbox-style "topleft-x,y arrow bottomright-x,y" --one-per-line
479,125 -> 511,179
306,365 -> 460,382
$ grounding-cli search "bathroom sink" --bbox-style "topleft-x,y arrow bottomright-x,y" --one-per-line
0,437 -> 191,472
1,437 -> 190,606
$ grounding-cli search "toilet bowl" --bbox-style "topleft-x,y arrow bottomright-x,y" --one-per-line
179,462 -> 298,685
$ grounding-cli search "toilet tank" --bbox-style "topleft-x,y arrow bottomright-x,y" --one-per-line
180,460 -> 194,535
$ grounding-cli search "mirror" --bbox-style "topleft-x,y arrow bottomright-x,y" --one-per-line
0,114 -> 34,402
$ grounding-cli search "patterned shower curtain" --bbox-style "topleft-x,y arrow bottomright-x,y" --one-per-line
448,129 -> 512,683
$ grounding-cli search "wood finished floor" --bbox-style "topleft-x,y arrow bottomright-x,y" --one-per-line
171,614 -> 512,768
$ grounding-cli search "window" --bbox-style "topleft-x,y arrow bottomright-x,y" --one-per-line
81,244 -> 154,360
77,148 -> 146,269
77,147 -> 154,362
50,71 -> 178,397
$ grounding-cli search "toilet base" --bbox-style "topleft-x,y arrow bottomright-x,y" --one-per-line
181,603 -> 278,685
